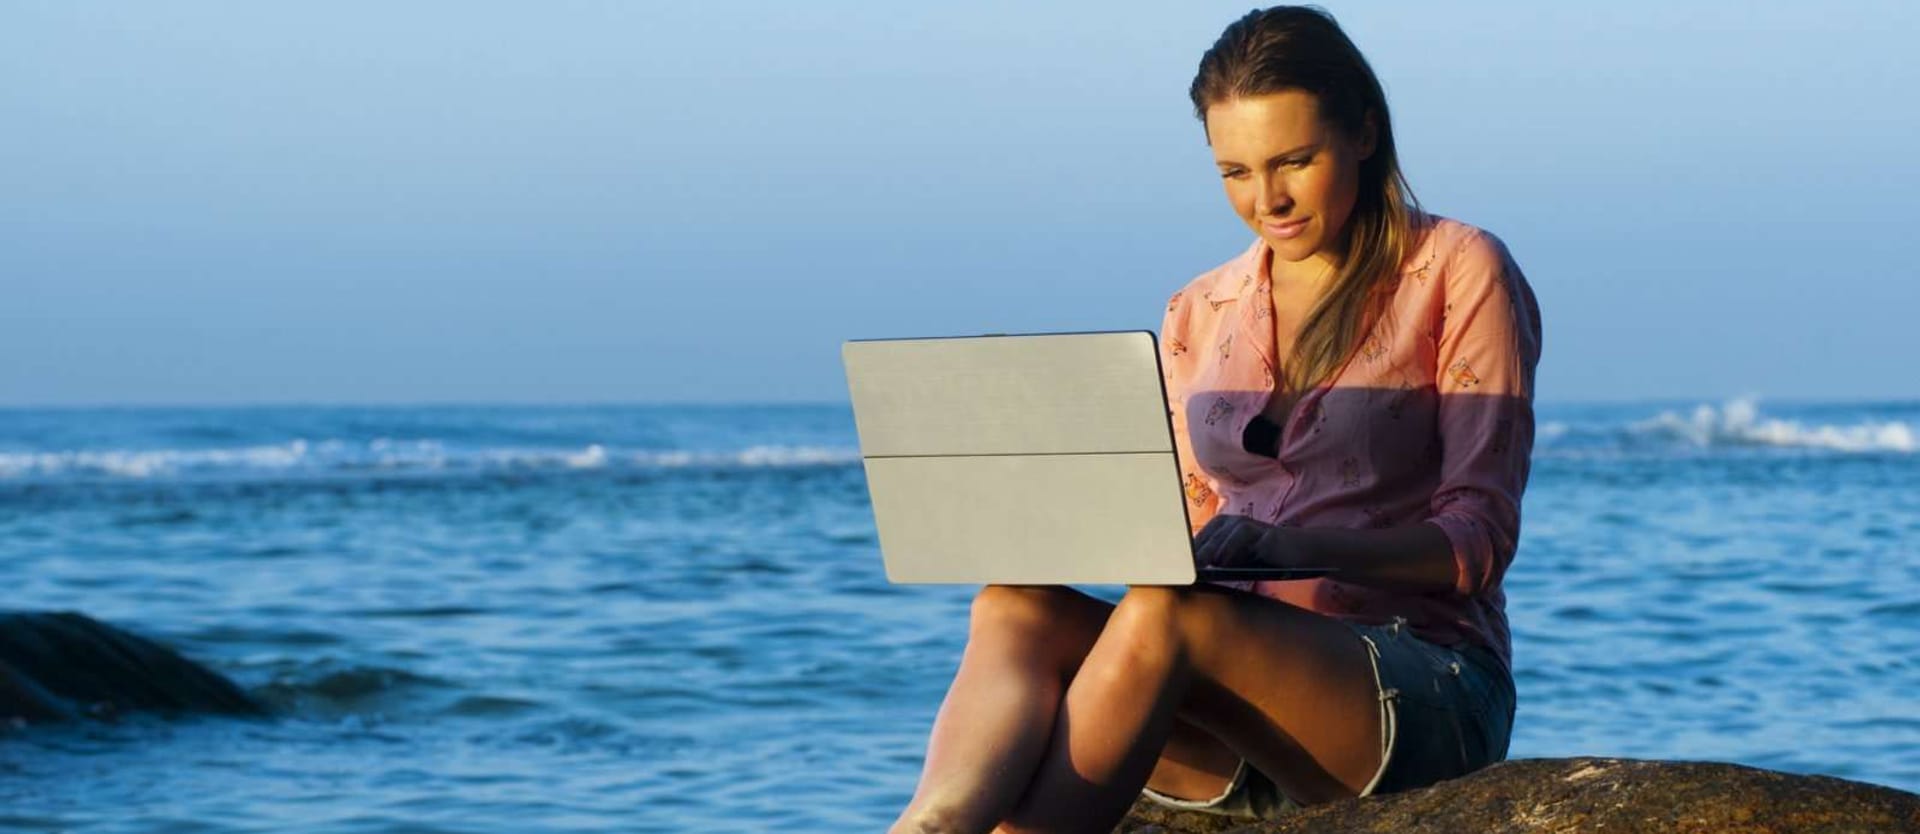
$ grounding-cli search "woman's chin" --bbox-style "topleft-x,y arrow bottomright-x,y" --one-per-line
1262,235 -> 1322,263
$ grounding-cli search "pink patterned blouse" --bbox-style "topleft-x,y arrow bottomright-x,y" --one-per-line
1161,216 -> 1542,673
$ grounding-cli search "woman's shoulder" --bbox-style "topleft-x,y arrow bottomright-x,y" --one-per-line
1414,214 -> 1543,357
1406,214 -> 1504,272
1401,214 -> 1530,305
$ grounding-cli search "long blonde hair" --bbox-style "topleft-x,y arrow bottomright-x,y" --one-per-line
1190,6 -> 1424,394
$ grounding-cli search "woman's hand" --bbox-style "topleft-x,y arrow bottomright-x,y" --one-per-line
1192,514 -> 1309,571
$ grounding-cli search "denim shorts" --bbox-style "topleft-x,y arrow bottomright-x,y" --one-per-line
1140,615 -> 1515,820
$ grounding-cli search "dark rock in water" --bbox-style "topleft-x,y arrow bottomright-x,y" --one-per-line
1118,756 -> 1920,834
0,611 -> 265,724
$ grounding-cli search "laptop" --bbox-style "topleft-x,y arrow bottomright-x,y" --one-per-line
841,330 -> 1340,585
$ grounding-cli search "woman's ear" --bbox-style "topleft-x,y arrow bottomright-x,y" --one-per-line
1357,110 -> 1379,161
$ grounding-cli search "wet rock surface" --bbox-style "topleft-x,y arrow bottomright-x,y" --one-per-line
1,610 -> 264,724
1118,756 -> 1920,833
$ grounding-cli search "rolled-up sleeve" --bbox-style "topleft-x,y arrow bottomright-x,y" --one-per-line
1424,229 -> 1544,597
1161,289 -> 1223,537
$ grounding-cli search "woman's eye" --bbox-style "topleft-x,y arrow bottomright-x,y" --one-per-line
1284,157 -> 1311,169
1221,169 -> 1247,180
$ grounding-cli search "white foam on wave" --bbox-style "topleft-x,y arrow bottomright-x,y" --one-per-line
735,445 -> 861,466
567,444 -> 609,469
0,439 -> 862,481
1630,397 -> 1916,454
0,440 -> 314,479
632,445 -> 861,469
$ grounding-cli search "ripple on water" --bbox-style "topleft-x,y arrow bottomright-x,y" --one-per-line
1548,604 -> 1624,624
438,694 -> 546,718
249,660 -> 454,718
1866,600 -> 1920,621
182,623 -> 347,648
1829,717 -> 1920,737
1640,609 -> 1702,626
1670,564 -> 1768,583
339,605 -> 495,619
1759,579 -> 1877,599
455,715 -> 695,763
819,524 -> 877,543
736,557 -> 797,576
111,508 -> 200,528
1700,597 -> 1770,616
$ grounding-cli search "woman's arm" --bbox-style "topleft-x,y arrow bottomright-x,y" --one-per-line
1420,228 -> 1543,597
1193,516 -> 1456,594
1293,523 -> 1457,593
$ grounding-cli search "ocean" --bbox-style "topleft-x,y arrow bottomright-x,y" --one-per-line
0,399 -> 1915,831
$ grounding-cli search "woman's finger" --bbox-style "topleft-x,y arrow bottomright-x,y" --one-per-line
1194,515 -> 1239,566
1220,522 -> 1264,567
1195,515 -> 1231,549
1249,524 -> 1294,570
1200,516 -> 1259,568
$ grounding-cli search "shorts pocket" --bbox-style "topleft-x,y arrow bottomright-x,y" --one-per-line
1376,623 -> 1467,710
1364,620 -> 1505,789
1451,650 -> 1515,764
1373,697 -> 1480,790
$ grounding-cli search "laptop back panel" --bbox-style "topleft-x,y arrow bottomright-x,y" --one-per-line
843,332 -> 1196,585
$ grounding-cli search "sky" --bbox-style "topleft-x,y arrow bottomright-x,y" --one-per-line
4,1 -> 1917,406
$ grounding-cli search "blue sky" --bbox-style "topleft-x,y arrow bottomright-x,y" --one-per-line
4,2 -> 1917,405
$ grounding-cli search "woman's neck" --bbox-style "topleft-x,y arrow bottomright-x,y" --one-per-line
1266,249 -> 1339,293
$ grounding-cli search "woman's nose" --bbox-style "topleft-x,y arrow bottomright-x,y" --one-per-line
1254,177 -> 1292,216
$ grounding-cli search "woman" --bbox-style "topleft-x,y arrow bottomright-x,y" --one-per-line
890,7 -> 1541,833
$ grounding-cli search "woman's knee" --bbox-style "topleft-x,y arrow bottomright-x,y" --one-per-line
967,586 -> 1110,677
1113,584 -> 1214,629
1104,585 -> 1208,659
967,585 -> 1085,640
1109,585 -> 1251,665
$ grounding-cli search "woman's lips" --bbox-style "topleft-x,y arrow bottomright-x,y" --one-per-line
1263,217 -> 1309,240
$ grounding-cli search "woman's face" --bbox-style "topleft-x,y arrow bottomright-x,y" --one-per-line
1204,90 -> 1373,275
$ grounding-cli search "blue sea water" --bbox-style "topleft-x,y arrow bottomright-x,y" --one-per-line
0,399 -> 1915,831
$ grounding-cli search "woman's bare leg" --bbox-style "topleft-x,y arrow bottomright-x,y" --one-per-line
888,585 -> 1113,834
995,585 -> 1384,834
1142,716 -> 1244,801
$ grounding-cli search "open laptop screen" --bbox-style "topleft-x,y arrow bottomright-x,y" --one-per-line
844,331 -> 1336,585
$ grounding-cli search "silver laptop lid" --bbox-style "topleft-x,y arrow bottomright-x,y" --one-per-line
842,331 -> 1198,584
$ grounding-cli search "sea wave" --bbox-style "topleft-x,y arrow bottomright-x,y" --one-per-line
0,439 -> 863,482
1629,398 -> 1915,453
1538,397 -> 1915,456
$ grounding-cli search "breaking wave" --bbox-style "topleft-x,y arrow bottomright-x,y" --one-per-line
1538,397 -> 1915,457
0,439 -> 861,482
1629,398 -> 1915,453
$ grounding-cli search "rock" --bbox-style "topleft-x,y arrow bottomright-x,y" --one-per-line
0,610 -> 265,724
1117,756 -> 1920,833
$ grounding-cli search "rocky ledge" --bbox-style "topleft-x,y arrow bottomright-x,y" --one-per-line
1,610 -> 264,724
1119,756 -> 1919,834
